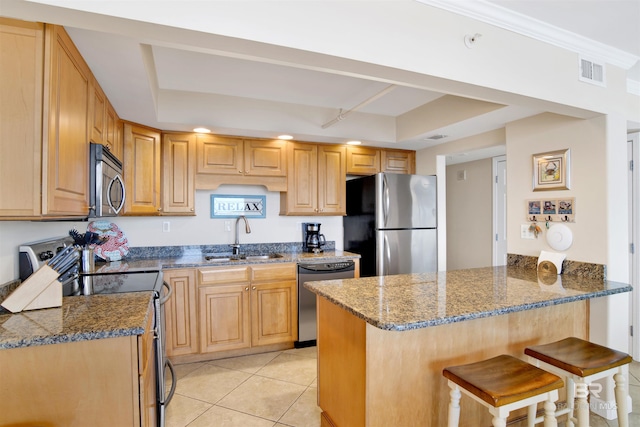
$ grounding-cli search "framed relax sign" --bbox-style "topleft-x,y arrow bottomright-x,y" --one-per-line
210,195 -> 266,218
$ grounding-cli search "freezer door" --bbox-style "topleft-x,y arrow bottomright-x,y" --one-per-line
376,173 -> 436,229
376,229 -> 437,275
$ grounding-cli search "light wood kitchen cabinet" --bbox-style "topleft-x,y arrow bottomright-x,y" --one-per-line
43,24 -> 91,216
164,269 -> 199,356
195,134 -> 288,191
106,101 -> 123,160
0,304 -> 156,427
382,149 -> 415,174
89,76 -> 107,145
123,122 -> 162,215
347,146 -> 416,175
162,133 -> 196,215
196,263 -> 297,355
0,18 -> 44,218
280,142 -> 346,216
346,146 -> 380,175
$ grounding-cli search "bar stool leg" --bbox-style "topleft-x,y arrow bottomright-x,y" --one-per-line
543,399 -> 558,427
574,382 -> 589,427
527,404 -> 537,427
566,377 -> 576,427
448,386 -> 461,427
613,370 -> 629,427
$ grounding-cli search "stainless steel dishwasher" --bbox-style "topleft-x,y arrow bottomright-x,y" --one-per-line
296,260 -> 355,347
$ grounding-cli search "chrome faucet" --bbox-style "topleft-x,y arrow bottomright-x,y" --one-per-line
231,215 -> 251,255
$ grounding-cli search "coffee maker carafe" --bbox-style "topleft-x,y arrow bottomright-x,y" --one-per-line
303,223 -> 326,253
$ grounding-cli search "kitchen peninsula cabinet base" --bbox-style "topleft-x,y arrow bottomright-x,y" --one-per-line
316,297 -> 588,427
0,335 -> 148,427
168,341 -> 294,365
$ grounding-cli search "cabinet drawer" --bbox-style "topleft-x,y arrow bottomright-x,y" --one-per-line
199,266 -> 250,285
250,263 -> 296,282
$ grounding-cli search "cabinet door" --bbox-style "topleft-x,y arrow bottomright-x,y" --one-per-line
139,308 -> 157,427
162,133 -> 196,215
43,25 -> 91,216
196,134 -> 243,175
0,19 -> 43,218
346,146 -> 380,175
164,269 -> 198,357
382,149 -> 415,174
318,144 -> 346,215
199,284 -> 251,353
244,139 -> 287,176
106,101 -> 122,160
251,280 -> 297,347
89,77 -> 106,145
281,142 -> 318,215
123,123 -> 162,215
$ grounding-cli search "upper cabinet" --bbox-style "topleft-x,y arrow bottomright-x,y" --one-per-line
0,19 -> 44,218
162,132 -> 196,215
382,149 -> 415,174
346,146 -> 380,176
43,24 -> 91,217
346,146 -> 415,176
195,135 -> 287,191
89,76 -> 123,160
123,122 -> 162,215
280,142 -> 346,216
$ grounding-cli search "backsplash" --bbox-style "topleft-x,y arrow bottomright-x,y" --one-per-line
126,241 -> 335,260
507,253 -> 606,280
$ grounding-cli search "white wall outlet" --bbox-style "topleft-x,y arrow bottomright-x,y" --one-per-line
225,220 -> 232,232
162,221 -> 170,233
520,224 -> 535,239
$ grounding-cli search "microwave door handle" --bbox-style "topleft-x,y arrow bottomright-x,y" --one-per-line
107,174 -> 125,214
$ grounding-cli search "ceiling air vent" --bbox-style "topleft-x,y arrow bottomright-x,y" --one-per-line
425,134 -> 448,141
579,56 -> 606,87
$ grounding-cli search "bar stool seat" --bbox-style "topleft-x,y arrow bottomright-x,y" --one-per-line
525,337 -> 632,427
443,354 -> 564,427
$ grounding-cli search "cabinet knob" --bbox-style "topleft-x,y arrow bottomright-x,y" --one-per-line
252,286 -> 256,290
190,208 -> 194,211
238,170 -> 242,174
245,287 -> 249,291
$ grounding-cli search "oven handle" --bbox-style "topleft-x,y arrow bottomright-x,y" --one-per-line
164,358 -> 177,405
160,281 -> 173,305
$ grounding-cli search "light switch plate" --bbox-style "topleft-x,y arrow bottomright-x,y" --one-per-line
521,224 -> 535,239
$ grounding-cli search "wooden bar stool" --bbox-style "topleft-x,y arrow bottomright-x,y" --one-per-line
525,337 -> 632,427
443,354 -> 564,427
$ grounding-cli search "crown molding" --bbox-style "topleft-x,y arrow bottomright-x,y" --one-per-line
417,0 -> 639,70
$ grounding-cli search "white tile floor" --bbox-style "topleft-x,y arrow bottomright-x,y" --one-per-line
166,348 -> 640,427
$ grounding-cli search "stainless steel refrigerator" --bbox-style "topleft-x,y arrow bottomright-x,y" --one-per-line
344,173 -> 437,277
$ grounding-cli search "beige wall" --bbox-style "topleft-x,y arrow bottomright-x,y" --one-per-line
506,113 -> 608,264
446,158 -> 493,270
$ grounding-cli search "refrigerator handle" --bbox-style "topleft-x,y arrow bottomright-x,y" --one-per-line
382,174 -> 390,227
382,233 -> 391,275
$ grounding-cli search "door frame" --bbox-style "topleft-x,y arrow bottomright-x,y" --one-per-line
629,132 -> 639,359
492,155 -> 507,266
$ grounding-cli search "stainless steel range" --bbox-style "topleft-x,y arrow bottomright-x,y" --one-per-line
19,237 -> 176,427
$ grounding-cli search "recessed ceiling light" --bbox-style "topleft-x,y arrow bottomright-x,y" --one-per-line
193,127 -> 211,133
347,140 -> 362,145
278,134 -> 293,140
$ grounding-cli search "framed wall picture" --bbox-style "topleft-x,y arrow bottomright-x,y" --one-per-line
532,149 -> 570,191
210,195 -> 266,218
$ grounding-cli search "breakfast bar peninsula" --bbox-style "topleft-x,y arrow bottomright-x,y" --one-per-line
303,264 -> 631,427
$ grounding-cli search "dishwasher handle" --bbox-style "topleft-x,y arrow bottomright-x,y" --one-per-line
298,261 -> 355,273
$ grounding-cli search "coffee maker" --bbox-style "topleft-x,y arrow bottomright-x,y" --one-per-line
302,223 -> 326,253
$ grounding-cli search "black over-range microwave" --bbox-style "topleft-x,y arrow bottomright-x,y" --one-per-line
89,142 -> 125,217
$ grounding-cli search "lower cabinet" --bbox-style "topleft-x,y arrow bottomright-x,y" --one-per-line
0,303 -> 156,427
164,263 -> 298,360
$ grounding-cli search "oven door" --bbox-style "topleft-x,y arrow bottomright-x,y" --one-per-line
156,281 -> 176,427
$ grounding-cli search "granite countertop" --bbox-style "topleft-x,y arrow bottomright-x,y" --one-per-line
0,293 -> 153,350
92,249 -> 360,273
303,266 -> 632,332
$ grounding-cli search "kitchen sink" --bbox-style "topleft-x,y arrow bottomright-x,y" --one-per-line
204,253 -> 283,262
